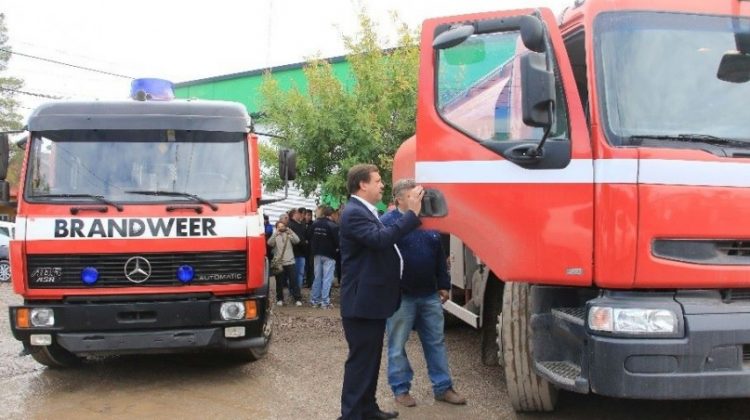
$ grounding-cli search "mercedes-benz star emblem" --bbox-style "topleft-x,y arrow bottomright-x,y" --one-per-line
124,256 -> 152,284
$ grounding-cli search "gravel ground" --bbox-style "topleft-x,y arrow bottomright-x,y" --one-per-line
3,281 -> 750,419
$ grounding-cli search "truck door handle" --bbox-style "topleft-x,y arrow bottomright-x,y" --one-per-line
502,143 -> 543,163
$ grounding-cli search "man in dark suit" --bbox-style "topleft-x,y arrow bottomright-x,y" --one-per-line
339,164 -> 424,420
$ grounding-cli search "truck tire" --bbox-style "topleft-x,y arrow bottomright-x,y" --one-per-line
0,259 -> 10,282
500,282 -> 558,412
480,275 -> 502,366
229,299 -> 273,362
28,343 -> 81,368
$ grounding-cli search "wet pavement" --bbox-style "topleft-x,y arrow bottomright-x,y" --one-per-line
3,283 -> 750,419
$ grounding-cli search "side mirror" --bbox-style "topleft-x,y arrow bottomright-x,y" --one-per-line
0,181 -> 9,204
433,25 -> 475,50
279,148 -> 297,181
717,52 -> 750,83
419,189 -> 448,218
519,15 -> 545,53
0,134 -> 9,181
521,52 -> 555,127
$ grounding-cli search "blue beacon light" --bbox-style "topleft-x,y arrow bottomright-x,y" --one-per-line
81,267 -> 99,285
130,78 -> 175,101
177,265 -> 195,284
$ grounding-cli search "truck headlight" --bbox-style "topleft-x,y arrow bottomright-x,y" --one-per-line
220,302 -> 246,320
30,308 -> 55,327
589,306 -> 677,335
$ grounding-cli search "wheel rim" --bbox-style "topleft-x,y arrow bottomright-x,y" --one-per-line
0,262 -> 10,281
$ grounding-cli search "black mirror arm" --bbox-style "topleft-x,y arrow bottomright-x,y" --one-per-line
258,183 -> 290,206
532,101 -> 555,157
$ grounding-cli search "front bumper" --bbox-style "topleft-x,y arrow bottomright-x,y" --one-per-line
588,312 -> 750,399
533,289 -> 750,400
9,294 -> 269,355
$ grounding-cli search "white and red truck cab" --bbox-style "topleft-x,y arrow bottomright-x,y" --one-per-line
394,0 -> 750,411
4,79 -> 293,367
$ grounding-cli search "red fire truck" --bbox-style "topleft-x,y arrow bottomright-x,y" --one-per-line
3,79 -> 294,368
394,0 -> 750,411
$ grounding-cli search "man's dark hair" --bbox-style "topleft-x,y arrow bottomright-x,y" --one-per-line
306,209 -> 313,215
347,164 -> 379,195
263,214 -> 269,221
288,208 -> 297,217
321,206 -> 334,217
298,207 -> 307,214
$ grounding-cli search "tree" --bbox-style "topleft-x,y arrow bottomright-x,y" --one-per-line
0,13 -> 25,188
0,13 -> 23,131
259,10 -> 419,206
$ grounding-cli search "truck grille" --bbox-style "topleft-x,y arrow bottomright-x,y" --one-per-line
27,251 -> 247,288
653,239 -> 750,265
719,241 -> 750,257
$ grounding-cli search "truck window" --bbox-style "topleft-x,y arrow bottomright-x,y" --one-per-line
436,30 -> 568,143
25,130 -> 250,203
563,29 -> 589,127
596,12 -> 750,146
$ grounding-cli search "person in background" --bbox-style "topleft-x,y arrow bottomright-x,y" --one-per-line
331,208 -> 342,285
382,179 -> 466,408
305,208 -> 315,287
338,164 -> 424,420
310,206 -> 339,309
264,214 -> 273,265
268,220 -> 302,307
288,208 -> 310,291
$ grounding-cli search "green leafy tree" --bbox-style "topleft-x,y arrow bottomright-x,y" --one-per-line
0,13 -> 24,189
259,10 -> 419,206
0,13 -> 23,131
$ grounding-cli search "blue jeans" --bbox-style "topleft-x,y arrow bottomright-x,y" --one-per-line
294,256 -> 306,289
310,255 -> 336,306
386,292 -> 453,397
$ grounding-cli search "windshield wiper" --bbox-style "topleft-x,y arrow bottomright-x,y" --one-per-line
124,190 -> 218,211
32,194 -> 123,212
629,134 -> 750,148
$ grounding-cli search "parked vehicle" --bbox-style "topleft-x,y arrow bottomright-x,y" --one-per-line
0,244 -> 9,283
3,79 -> 295,368
394,0 -> 750,412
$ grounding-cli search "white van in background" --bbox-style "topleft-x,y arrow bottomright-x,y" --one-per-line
0,221 -> 14,282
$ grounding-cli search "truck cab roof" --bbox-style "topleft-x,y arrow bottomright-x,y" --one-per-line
27,99 -> 250,133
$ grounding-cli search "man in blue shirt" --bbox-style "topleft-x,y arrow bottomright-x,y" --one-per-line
381,179 -> 467,408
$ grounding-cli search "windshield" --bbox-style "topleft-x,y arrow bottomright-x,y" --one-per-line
25,130 -> 249,203
596,12 -> 750,145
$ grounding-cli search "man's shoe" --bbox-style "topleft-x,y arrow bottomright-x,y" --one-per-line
295,300 -> 303,307
366,409 -> 398,419
394,393 -> 416,407
435,389 -> 467,405
276,300 -> 284,307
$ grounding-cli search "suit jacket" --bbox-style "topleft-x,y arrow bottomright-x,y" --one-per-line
339,197 -> 421,319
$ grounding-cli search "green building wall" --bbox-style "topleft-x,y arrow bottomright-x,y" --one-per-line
174,57 -> 353,114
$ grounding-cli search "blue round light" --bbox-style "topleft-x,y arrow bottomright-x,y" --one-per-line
177,265 -> 195,283
81,267 -> 99,285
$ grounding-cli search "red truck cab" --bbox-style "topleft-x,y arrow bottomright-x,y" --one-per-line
395,0 -> 750,411
4,81 -> 289,367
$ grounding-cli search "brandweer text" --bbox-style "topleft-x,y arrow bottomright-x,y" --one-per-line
54,218 -> 218,238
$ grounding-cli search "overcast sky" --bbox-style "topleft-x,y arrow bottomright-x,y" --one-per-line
3,0 -> 569,119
